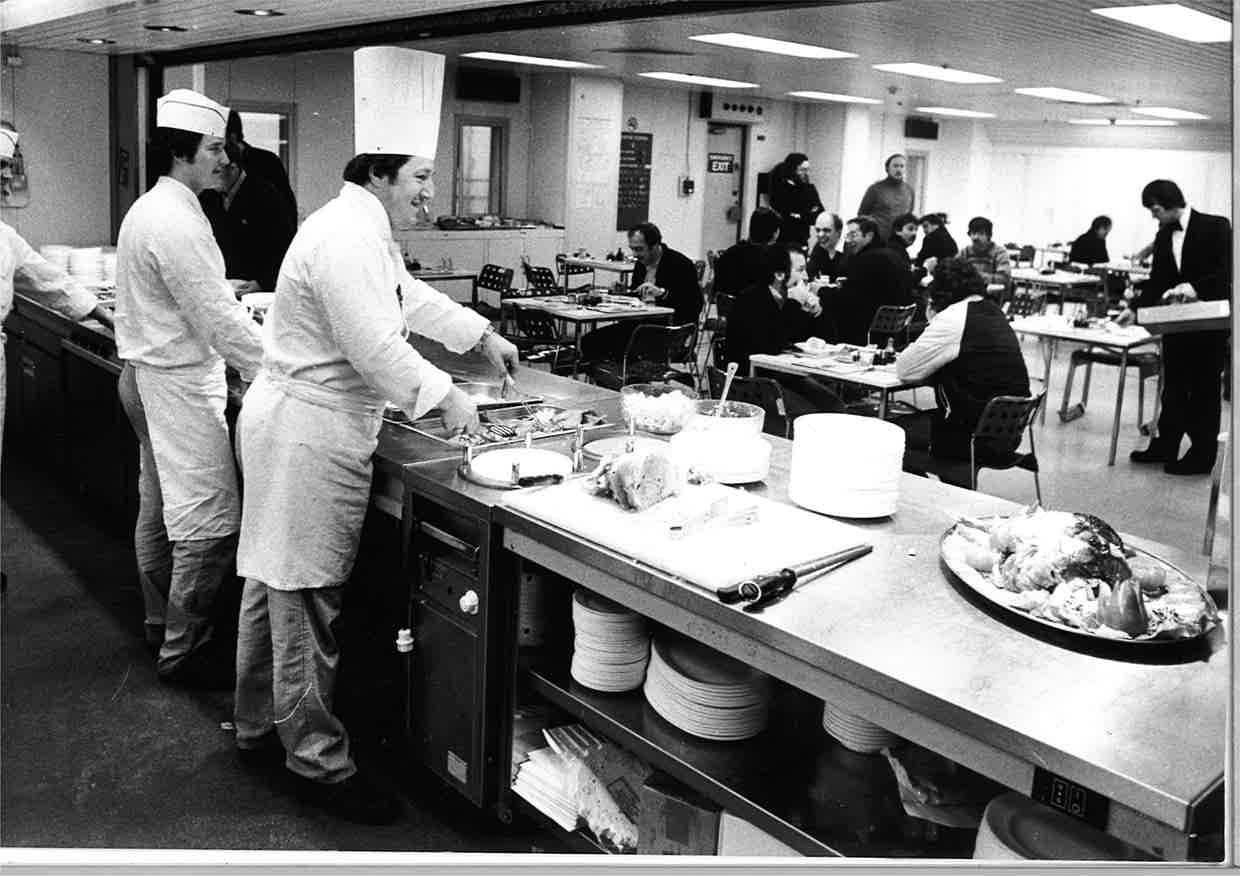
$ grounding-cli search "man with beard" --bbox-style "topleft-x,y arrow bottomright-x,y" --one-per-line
828,215 -> 911,344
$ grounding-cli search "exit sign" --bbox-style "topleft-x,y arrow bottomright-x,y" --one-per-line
708,153 -> 734,173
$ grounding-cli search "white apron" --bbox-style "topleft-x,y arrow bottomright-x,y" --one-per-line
133,363 -> 241,541
235,371 -> 383,592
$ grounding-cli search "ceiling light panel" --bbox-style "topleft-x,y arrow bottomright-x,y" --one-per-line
1014,87 -> 1115,103
1068,119 -> 1113,125
1131,106 -> 1209,119
460,52 -> 603,69
1115,119 -> 1178,126
787,91 -> 881,104
689,33 -> 856,59
916,106 -> 996,118
873,63 -> 1002,84
639,72 -> 759,88
1092,4 -> 1231,43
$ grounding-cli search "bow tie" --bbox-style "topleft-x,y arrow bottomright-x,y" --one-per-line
1169,220 -> 1183,232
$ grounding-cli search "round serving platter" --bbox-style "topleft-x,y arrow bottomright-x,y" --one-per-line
939,517 -> 1219,649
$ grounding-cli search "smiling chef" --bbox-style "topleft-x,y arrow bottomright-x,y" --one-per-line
114,89 -> 264,687
232,46 -> 518,824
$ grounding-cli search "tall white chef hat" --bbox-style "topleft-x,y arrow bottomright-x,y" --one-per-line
0,128 -> 18,161
156,89 -> 229,138
354,46 -> 444,158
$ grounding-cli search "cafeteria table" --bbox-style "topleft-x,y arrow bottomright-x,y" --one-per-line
749,351 -> 924,419
508,295 -> 674,375
412,268 -> 480,306
1011,268 -> 1105,315
560,256 -> 636,294
1010,315 -> 1161,465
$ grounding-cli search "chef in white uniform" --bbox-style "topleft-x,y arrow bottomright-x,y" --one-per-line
114,90 -> 265,686
233,47 -> 518,825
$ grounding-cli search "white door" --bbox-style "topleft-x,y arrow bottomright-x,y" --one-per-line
700,125 -> 745,257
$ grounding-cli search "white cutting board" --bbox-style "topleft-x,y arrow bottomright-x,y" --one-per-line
503,480 -> 867,593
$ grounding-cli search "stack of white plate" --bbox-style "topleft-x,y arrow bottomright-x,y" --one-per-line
643,635 -> 770,741
789,414 -> 905,518
973,792 -> 1155,860
570,589 -> 649,693
821,702 -> 900,754
68,247 -> 104,284
100,248 -> 118,284
39,245 -> 72,272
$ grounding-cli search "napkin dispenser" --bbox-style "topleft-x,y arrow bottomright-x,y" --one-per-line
788,414 -> 905,518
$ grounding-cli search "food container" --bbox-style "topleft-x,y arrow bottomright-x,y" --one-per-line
620,383 -> 699,435
684,400 -> 765,438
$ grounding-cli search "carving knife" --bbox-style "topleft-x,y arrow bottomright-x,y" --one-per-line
716,544 -> 873,606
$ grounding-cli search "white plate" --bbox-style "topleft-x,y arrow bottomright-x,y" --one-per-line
468,448 -> 573,486
582,435 -> 668,458
241,291 -> 275,312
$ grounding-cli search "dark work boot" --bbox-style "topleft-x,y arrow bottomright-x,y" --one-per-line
296,771 -> 403,825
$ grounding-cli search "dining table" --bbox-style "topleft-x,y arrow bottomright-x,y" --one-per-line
749,349 -> 925,419
411,267 -> 481,306
1012,267 -> 1106,315
508,295 -> 675,374
559,256 -> 637,295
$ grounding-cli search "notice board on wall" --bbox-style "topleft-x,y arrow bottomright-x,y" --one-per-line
616,131 -> 653,230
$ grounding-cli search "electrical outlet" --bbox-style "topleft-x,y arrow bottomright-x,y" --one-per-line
679,177 -> 695,197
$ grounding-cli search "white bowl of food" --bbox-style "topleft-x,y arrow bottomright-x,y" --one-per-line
620,383 -> 699,435
683,400 -> 765,438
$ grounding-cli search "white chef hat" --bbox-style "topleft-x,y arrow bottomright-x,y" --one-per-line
354,46 -> 444,158
156,89 -> 229,138
0,128 -> 18,161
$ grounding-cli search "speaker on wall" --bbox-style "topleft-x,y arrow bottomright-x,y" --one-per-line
904,117 -> 940,140
456,68 -> 521,103
698,91 -> 714,119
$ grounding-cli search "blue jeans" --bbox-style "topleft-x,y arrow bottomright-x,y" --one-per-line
233,578 -> 355,784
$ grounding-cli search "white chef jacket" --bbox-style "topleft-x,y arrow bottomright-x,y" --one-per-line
261,181 -> 488,419
1,221 -> 99,325
114,176 -> 263,380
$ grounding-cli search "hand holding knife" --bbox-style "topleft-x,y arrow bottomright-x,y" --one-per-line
716,544 -> 873,612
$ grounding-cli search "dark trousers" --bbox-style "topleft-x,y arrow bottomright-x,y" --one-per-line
1155,333 -> 1227,460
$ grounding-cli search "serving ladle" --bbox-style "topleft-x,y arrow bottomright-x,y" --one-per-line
716,361 -> 739,416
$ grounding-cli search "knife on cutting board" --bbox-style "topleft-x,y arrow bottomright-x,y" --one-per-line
716,543 -> 873,607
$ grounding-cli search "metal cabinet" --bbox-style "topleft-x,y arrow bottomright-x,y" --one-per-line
12,327 -> 66,470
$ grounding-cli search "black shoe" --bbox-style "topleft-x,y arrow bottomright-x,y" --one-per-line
159,653 -> 235,691
1130,445 -> 1174,464
296,771 -> 403,825
237,732 -> 286,769
1165,455 -> 1216,476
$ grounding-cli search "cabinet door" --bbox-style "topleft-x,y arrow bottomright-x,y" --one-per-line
4,332 -> 24,453
16,341 -> 65,471
411,600 -> 485,805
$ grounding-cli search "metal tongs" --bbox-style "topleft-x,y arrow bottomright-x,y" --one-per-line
716,544 -> 873,612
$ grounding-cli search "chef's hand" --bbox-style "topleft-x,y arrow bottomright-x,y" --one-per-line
480,330 -> 520,379
439,386 -> 481,437
229,279 -> 262,297
923,256 -> 938,275
1162,282 -> 1198,304
88,304 -> 114,331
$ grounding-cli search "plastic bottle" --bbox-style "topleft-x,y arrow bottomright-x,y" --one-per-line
883,337 -> 896,365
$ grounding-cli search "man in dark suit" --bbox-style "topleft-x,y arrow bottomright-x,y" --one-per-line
1130,179 -> 1231,475
225,110 -> 297,222
713,207 -> 781,297
827,215 -> 911,344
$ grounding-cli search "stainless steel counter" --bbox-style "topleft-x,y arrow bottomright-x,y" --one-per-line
494,438 -> 1227,859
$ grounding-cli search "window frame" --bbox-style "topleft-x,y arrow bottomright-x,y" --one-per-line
453,115 -> 507,217
230,100 -> 296,191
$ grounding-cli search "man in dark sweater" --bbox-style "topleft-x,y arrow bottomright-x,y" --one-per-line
1068,215 -> 1111,265
713,207 -> 782,297
828,216 -> 911,344
857,154 -> 915,243
226,110 -> 297,223
915,212 -> 958,269
725,245 -> 843,417
580,222 -> 702,363
896,257 -> 1030,476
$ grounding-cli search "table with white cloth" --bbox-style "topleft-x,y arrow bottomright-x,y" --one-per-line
749,351 -> 924,419
1010,316 -> 1161,465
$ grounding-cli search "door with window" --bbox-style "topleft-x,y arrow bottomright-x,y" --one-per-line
455,118 -> 506,217
905,151 -> 929,214
700,124 -> 746,255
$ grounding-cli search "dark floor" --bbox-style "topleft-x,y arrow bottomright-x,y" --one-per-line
0,456 -> 564,854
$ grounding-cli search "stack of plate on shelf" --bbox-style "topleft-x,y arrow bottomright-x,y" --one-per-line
821,702 -> 900,754
68,247 -> 104,284
570,589 -> 649,693
39,245 -> 72,272
973,792 -> 1155,861
643,635 -> 770,741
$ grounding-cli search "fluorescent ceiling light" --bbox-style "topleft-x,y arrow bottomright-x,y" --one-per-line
1014,86 -> 1114,103
873,62 -> 1002,84
1068,119 -> 1113,125
76,37 -> 115,45
916,106 -> 996,118
235,8 -> 285,15
639,72 -> 759,88
1092,4 -> 1230,43
460,51 -> 603,69
689,33 -> 856,59
787,91 -> 881,104
1116,119 -> 1178,126
1132,106 -> 1209,120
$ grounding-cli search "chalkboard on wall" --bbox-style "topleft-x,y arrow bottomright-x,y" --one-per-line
616,131 -> 653,230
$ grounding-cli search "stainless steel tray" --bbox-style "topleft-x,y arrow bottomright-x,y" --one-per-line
386,404 -> 608,448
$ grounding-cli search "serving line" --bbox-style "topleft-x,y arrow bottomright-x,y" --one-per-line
491,438 -> 1223,860
748,351 -> 926,419
1010,316 -> 1161,465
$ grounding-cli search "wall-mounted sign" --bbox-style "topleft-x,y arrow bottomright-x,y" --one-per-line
707,152 -> 734,174
616,131 -> 653,230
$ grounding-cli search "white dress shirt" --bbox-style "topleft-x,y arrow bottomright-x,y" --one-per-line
1171,205 -> 1191,273
261,182 -> 489,420
1,221 -> 98,325
115,176 -> 264,379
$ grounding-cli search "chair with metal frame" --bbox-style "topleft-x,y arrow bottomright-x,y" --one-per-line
1005,288 -> 1048,320
475,263 -> 513,325
1059,346 -> 1161,432
588,322 -> 698,390
508,308 -> 578,375
1203,431 -> 1229,556
706,365 -> 791,438
867,303 -> 917,349
522,264 -> 561,296
555,254 -> 594,295
906,391 -> 1045,503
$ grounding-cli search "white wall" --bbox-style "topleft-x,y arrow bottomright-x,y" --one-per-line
527,75 -> 569,228
0,48 -> 111,247
563,76 -> 623,259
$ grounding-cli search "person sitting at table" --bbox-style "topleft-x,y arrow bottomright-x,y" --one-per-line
915,212 -> 958,272
578,221 -> 702,365
887,211 -> 920,271
895,257 -> 1030,480
725,244 -> 844,417
829,215 -> 911,345
713,206 -> 782,297
959,216 -> 1012,290
807,211 -> 847,283
1068,215 -> 1111,266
